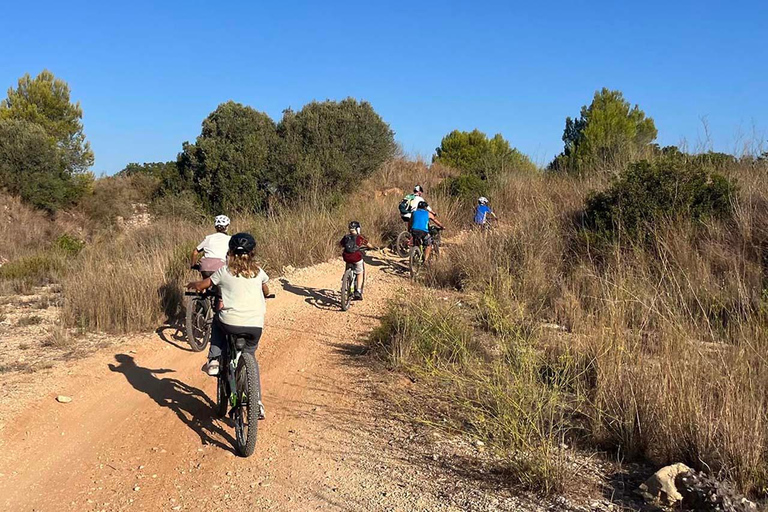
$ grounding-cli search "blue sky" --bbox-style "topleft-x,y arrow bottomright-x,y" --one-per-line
1,1 -> 766,174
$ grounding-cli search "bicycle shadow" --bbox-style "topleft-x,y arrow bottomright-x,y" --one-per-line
155,323 -> 193,352
278,277 -> 340,311
108,354 -> 235,453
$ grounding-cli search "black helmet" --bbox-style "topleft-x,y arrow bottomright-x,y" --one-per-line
348,220 -> 360,230
417,201 -> 429,210
229,232 -> 256,255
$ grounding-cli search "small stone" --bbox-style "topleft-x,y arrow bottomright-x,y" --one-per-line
474,440 -> 485,447
133,486 -> 140,491
56,395 -> 72,403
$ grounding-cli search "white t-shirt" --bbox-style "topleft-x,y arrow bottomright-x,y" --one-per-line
210,266 -> 269,327
196,233 -> 231,261
402,196 -> 433,219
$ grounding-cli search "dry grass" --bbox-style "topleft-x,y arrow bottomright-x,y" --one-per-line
374,158 -> 768,496
57,159 -> 463,333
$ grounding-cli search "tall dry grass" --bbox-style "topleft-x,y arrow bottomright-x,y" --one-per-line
57,159 -> 463,333
374,158 -> 768,496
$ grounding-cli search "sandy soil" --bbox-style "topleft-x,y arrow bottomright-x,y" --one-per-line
0,253 -> 561,512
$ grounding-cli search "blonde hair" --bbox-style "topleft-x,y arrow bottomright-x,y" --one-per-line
227,252 -> 262,278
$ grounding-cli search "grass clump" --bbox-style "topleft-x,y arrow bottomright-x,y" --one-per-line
372,291 -> 571,494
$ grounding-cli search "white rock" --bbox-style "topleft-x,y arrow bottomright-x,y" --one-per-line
56,395 -> 72,403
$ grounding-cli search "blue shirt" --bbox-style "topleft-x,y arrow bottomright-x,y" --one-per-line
411,209 -> 430,232
474,204 -> 491,224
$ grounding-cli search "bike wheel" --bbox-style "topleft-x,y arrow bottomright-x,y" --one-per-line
409,245 -> 423,279
233,353 -> 260,457
395,231 -> 411,258
216,369 -> 228,418
185,296 -> 210,352
340,269 -> 353,311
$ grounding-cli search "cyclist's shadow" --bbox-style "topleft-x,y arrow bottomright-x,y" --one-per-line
108,354 -> 236,453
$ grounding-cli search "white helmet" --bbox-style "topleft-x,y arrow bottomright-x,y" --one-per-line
214,215 -> 230,228
478,197 -> 488,205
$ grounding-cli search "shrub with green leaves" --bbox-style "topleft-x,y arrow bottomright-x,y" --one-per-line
433,129 -> 536,180
584,156 -> 737,240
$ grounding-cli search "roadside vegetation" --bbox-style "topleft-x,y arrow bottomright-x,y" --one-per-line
2,69 -> 768,504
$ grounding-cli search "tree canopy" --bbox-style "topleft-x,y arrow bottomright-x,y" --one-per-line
550,88 -> 657,174
1,70 -> 93,174
433,129 -> 537,179
275,98 -> 396,203
176,101 -> 278,213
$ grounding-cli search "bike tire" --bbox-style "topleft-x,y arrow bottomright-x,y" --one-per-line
409,245 -> 422,279
395,231 -> 411,258
185,296 -> 210,352
233,353 -> 260,457
340,269 -> 353,311
215,369 -> 228,418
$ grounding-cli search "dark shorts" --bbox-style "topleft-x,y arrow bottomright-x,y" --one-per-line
211,320 -> 263,358
411,229 -> 432,247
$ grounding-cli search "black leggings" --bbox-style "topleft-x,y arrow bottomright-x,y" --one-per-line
209,320 -> 262,360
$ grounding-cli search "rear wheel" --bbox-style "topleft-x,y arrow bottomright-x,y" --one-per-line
395,231 -> 411,257
340,269 -> 354,311
185,296 -> 210,352
216,368 -> 228,418
233,353 -> 260,457
409,245 -> 423,279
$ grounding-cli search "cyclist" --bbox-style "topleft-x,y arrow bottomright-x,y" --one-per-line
398,185 -> 435,223
191,215 -> 231,277
340,221 -> 370,301
409,201 -> 444,262
187,232 -> 269,418
474,197 -> 497,228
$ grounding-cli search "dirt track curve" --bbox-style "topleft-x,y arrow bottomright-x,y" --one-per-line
0,254 -> 456,512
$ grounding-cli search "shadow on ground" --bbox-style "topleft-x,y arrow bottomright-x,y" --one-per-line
155,323 -> 194,352
108,354 -> 234,452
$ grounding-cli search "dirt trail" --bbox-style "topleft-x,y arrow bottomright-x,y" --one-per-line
0,255 -> 449,512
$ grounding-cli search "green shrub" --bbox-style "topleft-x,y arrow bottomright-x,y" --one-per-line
584,157 -> 737,240
438,173 -> 487,199
53,234 -> 85,256
433,129 -> 536,180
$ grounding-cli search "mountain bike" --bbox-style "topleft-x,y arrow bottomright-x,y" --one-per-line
395,230 -> 412,258
184,289 -> 216,352
215,293 -> 275,457
340,263 -> 365,311
408,226 -> 443,279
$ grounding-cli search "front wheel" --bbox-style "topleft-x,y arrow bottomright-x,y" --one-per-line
395,231 -> 411,258
409,245 -> 423,279
340,269 -> 354,311
233,353 -> 260,457
185,296 -> 210,352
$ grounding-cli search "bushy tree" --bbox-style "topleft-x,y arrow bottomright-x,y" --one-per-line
551,88 -> 657,174
433,129 -> 536,180
275,98 -> 395,203
0,70 -> 93,174
177,101 -> 278,213
0,71 -> 93,211
584,155 -> 736,240
0,119 -> 91,212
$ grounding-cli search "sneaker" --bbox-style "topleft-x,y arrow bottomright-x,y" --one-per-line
353,291 -> 363,301
258,400 -> 266,420
204,359 -> 219,376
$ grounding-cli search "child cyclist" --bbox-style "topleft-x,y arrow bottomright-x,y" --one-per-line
340,221 -> 370,300
474,197 -> 497,229
187,232 -> 269,419
191,215 -> 231,277
409,201 -> 444,262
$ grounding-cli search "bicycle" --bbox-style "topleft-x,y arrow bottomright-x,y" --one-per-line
214,293 -> 275,457
408,226 -> 443,279
184,288 -> 216,352
340,263 -> 365,311
395,229 -> 412,258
